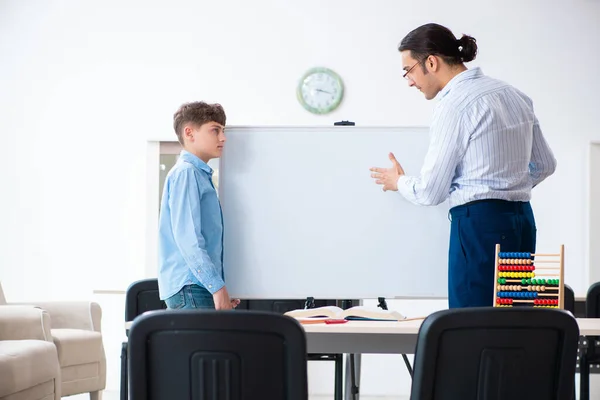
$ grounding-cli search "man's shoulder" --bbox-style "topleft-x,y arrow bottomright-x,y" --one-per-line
447,74 -> 531,112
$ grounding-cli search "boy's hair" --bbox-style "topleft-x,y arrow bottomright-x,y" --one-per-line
173,102 -> 227,145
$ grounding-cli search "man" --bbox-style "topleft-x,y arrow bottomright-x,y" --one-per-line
370,23 -> 556,308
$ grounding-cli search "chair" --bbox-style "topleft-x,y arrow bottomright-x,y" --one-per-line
122,279 -> 344,400
0,282 -> 106,400
564,284 -> 575,315
410,307 -> 579,400
127,309 -> 308,400
121,279 -> 167,400
580,282 -> 600,400
563,284 -> 577,400
0,305 -> 61,400
125,278 -> 167,322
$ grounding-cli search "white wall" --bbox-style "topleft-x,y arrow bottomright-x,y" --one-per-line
1,0 -> 599,397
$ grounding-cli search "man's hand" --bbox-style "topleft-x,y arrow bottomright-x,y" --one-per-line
370,152 -> 405,192
213,286 -> 233,310
230,298 -> 241,308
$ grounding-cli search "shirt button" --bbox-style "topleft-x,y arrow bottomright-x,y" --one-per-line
208,285 -> 212,288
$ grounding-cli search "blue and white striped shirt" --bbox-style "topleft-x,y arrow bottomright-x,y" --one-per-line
397,67 -> 556,208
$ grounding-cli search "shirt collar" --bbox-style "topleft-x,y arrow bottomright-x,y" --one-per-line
437,67 -> 483,100
179,150 -> 213,175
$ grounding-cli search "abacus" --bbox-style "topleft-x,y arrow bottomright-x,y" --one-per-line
493,244 -> 565,309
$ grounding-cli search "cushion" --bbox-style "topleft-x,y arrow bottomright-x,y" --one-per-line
0,340 -> 59,397
51,329 -> 104,367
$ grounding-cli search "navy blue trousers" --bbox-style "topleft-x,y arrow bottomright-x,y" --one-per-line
448,200 -> 536,308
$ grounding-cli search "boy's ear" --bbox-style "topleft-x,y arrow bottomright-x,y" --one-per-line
183,125 -> 194,142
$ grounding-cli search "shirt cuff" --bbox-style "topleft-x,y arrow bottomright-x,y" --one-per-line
396,175 -> 411,198
197,276 -> 226,295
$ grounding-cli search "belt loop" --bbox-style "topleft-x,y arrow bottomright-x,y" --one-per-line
465,205 -> 470,217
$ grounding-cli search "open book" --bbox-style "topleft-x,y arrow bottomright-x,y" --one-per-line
284,305 -> 405,322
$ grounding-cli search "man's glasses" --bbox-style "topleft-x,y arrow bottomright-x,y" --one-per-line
402,59 -> 425,80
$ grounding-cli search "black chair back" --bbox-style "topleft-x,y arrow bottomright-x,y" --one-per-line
564,284 -> 575,313
125,278 -> 166,322
586,282 -> 600,318
128,310 -> 308,400
410,308 -> 579,400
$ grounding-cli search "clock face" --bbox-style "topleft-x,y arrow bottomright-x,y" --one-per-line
297,67 -> 344,114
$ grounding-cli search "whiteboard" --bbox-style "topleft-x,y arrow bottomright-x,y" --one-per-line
218,126 -> 450,299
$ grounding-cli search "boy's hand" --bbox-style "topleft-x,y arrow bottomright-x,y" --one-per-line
213,287 -> 233,310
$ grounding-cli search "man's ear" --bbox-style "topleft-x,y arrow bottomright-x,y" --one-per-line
427,55 -> 439,72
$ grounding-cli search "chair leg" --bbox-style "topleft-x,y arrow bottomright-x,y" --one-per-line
121,341 -> 128,400
90,391 -> 102,400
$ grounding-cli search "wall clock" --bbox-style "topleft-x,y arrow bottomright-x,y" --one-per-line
296,67 -> 344,114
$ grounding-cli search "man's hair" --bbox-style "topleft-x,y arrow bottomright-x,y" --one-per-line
398,23 -> 478,69
173,102 -> 227,144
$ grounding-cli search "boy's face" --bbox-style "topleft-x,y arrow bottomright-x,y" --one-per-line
183,121 -> 226,163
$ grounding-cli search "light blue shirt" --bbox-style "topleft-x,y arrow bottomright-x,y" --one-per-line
158,150 -> 225,300
398,67 -> 557,208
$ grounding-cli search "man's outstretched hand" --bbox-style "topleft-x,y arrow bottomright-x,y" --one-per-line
370,152 -> 405,192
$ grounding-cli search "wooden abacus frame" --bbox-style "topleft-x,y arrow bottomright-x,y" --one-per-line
493,244 -> 565,309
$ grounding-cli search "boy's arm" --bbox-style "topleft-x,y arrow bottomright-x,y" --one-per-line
169,167 -> 226,294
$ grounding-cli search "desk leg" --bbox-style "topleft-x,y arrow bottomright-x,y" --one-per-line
580,352 -> 589,400
120,341 -> 128,400
335,354 -> 343,400
345,354 -> 361,400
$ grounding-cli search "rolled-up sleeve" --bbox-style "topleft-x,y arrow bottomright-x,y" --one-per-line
529,117 -> 557,187
397,106 -> 467,206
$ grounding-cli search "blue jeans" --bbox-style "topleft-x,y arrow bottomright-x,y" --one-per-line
448,200 -> 536,308
164,284 -> 215,309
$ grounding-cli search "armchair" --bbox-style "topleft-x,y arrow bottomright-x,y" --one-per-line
0,305 -> 61,400
0,283 -> 106,399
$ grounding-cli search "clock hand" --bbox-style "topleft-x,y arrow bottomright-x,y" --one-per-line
315,88 -> 333,95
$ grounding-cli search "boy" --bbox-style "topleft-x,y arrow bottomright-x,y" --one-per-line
158,101 -> 239,310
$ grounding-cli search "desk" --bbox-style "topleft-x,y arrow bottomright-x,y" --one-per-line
124,318 -> 600,354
